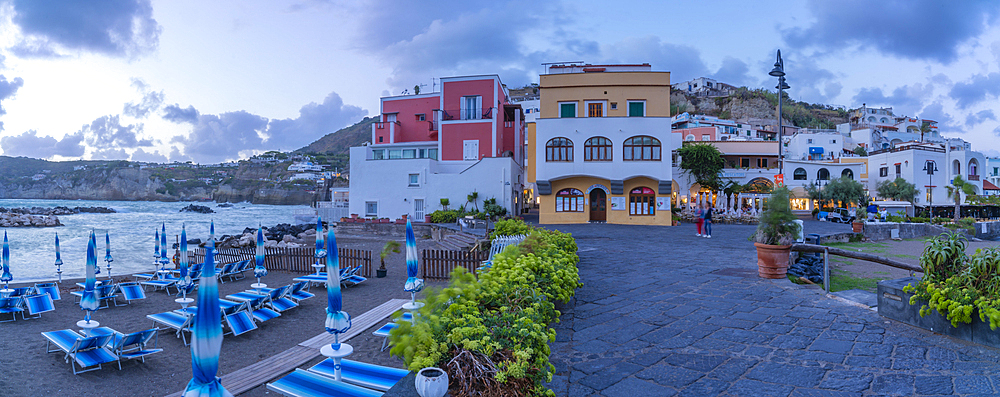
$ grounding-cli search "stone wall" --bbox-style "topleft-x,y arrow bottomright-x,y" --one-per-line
974,221 -> 1000,240
863,222 -> 968,241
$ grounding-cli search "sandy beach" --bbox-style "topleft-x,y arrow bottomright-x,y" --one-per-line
0,235 -> 445,396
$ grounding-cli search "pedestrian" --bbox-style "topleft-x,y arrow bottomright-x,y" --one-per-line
695,204 -> 704,236
703,204 -> 713,238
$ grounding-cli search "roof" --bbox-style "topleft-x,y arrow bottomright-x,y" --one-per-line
985,180 -> 1000,191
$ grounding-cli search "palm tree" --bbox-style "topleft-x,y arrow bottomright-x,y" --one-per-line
946,176 -> 977,222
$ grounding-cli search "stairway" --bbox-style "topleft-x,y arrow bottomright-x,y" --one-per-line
437,231 -> 479,251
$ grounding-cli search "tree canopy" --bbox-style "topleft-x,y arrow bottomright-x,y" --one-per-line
678,143 -> 726,191
876,177 -> 918,202
807,177 -> 865,208
947,175 -> 978,221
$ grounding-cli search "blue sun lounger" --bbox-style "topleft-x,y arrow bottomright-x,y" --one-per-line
372,323 -> 398,352
288,281 -> 314,302
245,295 -> 280,324
34,282 -> 61,300
244,285 -> 299,312
309,359 -> 409,392
117,282 -> 147,305
267,368 -> 382,397
71,283 -> 118,307
41,329 -> 117,375
223,301 -> 257,336
141,277 -> 177,294
91,327 -> 163,370
0,297 -> 24,322
146,311 -> 194,345
292,273 -> 327,291
23,293 -> 55,319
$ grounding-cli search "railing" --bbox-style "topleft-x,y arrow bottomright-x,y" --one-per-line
192,247 -> 372,277
373,121 -> 399,129
869,144 -> 945,156
428,120 -> 439,131
969,175 -> 980,181
441,107 -> 493,121
421,249 -> 488,279
790,243 -> 922,293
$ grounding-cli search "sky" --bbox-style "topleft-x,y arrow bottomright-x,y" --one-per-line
1,0 -> 1000,163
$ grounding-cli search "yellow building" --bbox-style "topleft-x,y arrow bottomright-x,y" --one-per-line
532,63 -> 674,225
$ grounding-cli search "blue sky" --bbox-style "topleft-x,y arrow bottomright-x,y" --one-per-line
0,0 -> 999,163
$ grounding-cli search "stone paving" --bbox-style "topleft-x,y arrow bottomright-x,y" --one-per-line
541,221 -> 1000,397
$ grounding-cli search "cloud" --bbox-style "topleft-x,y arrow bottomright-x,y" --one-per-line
920,102 -> 956,131
0,130 -> 84,158
949,72 -> 1000,109
601,36 -> 708,82
90,148 -> 128,160
781,56 -> 840,104
782,0 -> 1000,64
129,147 -> 167,163
80,115 -> 152,150
123,78 -> 163,118
0,75 -> 25,116
264,91 -> 366,149
710,57 -> 752,87
8,0 -> 161,58
966,109 -> 996,126
853,83 -> 935,115
162,104 -> 200,124
171,111 -> 269,163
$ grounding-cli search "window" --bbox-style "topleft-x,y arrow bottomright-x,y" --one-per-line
628,101 -> 645,117
402,149 -> 416,159
740,158 -> 751,168
685,135 -> 695,141
555,188 -> 584,212
629,187 -> 655,216
793,168 -> 807,180
831,139 -> 837,144
587,102 -> 604,117
408,174 -> 419,186
610,102 -> 617,110
427,148 -> 438,160
389,150 -> 402,159
879,167 -> 888,177
895,164 -> 901,178
807,138 -> 813,144
868,116 -> 876,122
378,136 -> 383,143
386,113 -> 397,122
994,167 -> 998,176
559,102 -> 576,118
462,96 -> 482,120
584,137 -> 612,161
372,149 -> 385,160
365,201 -> 378,217
701,134 -> 711,141
416,114 -> 426,121
757,158 -> 768,168
546,137 -> 574,161
818,168 -> 830,180
623,136 -> 661,161
842,169 -> 854,179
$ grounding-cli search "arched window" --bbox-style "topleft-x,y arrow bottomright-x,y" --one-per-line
842,169 -> 854,179
880,117 -> 888,123
969,159 -> 979,177
623,136 -> 661,161
546,138 -> 573,162
629,187 -> 655,215
555,188 -> 584,212
953,160 -> 961,175
793,168 -> 807,180
685,135 -> 695,141
744,178 -> 773,193
867,116 -> 876,122
584,137 -> 612,161
817,168 -> 830,180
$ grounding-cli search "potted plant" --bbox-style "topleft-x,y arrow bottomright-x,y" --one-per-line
378,240 -> 400,278
752,187 -> 800,279
853,194 -> 870,233
440,198 -> 449,211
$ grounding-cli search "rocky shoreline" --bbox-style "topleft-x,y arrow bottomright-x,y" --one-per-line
0,212 -> 61,227
213,223 -> 317,250
0,206 -> 116,215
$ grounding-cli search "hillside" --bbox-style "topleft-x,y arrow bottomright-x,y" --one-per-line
296,116 -> 377,155
670,87 -> 849,129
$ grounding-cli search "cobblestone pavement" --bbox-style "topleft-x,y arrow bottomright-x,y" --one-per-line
542,222 -> 1000,397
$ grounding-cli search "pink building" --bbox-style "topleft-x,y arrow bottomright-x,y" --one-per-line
351,75 -> 527,220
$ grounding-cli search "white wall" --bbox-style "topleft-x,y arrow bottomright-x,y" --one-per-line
867,147 -> 986,205
786,133 -> 845,160
535,117 -> 674,182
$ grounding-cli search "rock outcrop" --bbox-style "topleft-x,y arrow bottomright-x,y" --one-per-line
180,204 -> 215,214
0,213 -> 61,227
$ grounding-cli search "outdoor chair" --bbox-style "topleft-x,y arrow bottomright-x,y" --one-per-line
292,273 -> 327,291
267,368 -> 382,397
479,234 -> 526,271
117,282 -> 147,305
230,260 -> 252,281
223,301 -> 257,336
97,283 -> 119,308
215,262 -> 237,283
23,293 -> 55,319
173,298 -> 241,317
309,358 -> 410,392
34,282 -> 60,300
287,281 -> 314,302
265,285 -> 298,312
140,277 -> 177,295
247,295 -> 281,324
146,311 -> 194,345
133,272 -> 156,282
371,322 -> 398,352
7,286 -> 36,299
40,329 -> 116,375
174,281 -> 198,298
0,297 -> 24,322
94,327 -> 163,370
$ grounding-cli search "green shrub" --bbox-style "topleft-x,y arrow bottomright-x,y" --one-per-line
483,198 -> 507,219
908,217 -> 930,223
886,215 -> 905,223
430,210 -> 460,223
932,217 -> 951,225
490,219 -> 532,239
389,224 -> 581,396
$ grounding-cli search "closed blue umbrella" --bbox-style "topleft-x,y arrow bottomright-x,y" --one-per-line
254,226 -> 267,280
105,231 -> 113,279
54,233 -> 63,282
325,227 -> 351,344
159,223 -> 169,266
209,221 -> 215,251
403,220 -> 424,302
154,228 -> 160,262
183,247 -> 232,397
80,232 -> 99,323
180,225 -> 190,292
1,231 -> 12,290
314,217 -> 325,269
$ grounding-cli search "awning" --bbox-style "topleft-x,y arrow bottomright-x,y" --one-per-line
790,187 -> 808,198
809,147 -> 824,154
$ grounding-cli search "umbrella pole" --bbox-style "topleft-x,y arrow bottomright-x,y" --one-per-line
320,333 -> 351,382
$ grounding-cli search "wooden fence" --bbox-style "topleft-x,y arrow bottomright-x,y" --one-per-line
192,247 -> 372,277
421,249 -> 488,280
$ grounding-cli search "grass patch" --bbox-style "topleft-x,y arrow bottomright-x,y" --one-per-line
874,271 -> 890,275
829,269 -> 887,293
891,253 -> 918,259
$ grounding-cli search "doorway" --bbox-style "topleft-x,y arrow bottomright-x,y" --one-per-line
589,189 -> 606,222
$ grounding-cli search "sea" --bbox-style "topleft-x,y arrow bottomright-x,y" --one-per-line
0,199 -> 311,283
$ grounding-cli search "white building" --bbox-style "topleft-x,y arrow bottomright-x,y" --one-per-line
288,162 -> 324,172
785,130 -> 847,161
867,141 -> 986,206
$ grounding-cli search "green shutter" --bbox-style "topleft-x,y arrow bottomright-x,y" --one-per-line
628,102 -> 644,117
560,103 -> 575,118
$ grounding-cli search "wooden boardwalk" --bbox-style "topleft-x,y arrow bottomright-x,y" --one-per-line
165,298 -> 408,397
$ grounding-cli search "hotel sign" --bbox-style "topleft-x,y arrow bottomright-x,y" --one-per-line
720,172 -> 746,178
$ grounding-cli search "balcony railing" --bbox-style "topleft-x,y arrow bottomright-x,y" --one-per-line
442,107 -> 493,121
868,144 -> 945,156
969,174 -> 980,181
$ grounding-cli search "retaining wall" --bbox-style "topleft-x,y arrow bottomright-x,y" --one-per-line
864,222 -> 969,241
974,221 -> 1000,240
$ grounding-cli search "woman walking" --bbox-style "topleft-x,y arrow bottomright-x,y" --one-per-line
695,204 -> 704,237
703,204 -> 713,238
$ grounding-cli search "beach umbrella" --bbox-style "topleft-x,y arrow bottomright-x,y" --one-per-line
159,223 -> 169,266
80,232 -> 99,323
325,227 -> 351,343
314,217 -> 325,261
1,232 -> 11,290
209,221 -> 215,251
183,246 -> 232,397
154,228 -> 161,267
403,220 -> 424,302
179,225 -> 190,294
54,233 -> 63,282
253,226 -> 267,282
104,231 -> 114,279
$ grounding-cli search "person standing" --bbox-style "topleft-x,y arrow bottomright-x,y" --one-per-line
695,204 -> 704,236
703,204 -> 713,238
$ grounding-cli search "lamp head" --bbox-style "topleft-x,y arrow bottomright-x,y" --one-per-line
777,78 -> 790,90
769,50 -> 785,77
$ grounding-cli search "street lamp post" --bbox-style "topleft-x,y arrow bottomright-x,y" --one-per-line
770,50 -> 790,175
815,178 -> 828,213
923,160 -> 938,218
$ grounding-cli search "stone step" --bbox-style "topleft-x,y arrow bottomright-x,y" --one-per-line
437,239 -> 465,251
447,232 -> 478,245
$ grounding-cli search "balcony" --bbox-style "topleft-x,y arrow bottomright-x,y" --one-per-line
442,107 -> 493,121
969,174 -> 980,181
868,144 -> 944,156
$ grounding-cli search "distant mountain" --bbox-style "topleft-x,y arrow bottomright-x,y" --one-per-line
296,116 -> 377,155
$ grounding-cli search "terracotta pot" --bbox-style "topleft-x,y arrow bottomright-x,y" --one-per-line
425,215 -> 432,223
852,222 -> 864,233
754,242 -> 791,279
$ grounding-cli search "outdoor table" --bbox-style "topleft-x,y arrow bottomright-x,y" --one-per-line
175,297 -> 194,310
0,289 -> 12,298
250,282 -> 267,295
77,320 -> 100,337
311,263 -> 324,275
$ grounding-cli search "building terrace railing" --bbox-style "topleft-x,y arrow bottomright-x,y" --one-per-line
869,145 -> 945,156
442,107 -> 493,121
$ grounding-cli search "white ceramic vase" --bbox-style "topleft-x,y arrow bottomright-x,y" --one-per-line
414,367 -> 449,397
